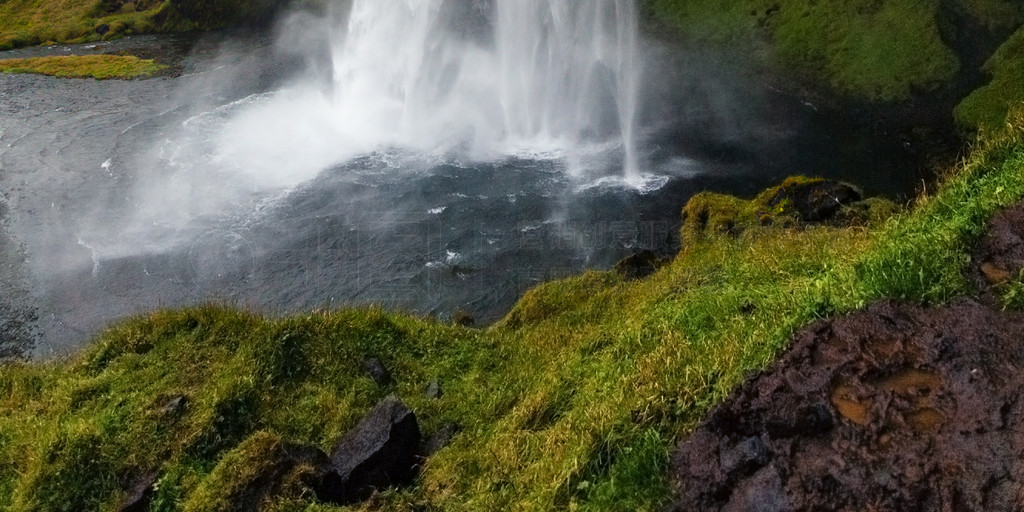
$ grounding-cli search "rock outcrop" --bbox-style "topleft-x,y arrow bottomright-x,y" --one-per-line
317,395 -> 422,505
766,178 -> 862,223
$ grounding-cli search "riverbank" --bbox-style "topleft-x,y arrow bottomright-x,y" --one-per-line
2,115 -> 1023,508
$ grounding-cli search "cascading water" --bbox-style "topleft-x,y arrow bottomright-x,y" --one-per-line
0,0 -> 925,355
327,0 -> 642,176
0,0 -> 664,354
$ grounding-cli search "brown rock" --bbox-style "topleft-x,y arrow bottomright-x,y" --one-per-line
980,261 -> 1012,284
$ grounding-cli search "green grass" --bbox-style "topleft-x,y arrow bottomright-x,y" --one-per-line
956,0 -> 1024,29
0,54 -> 165,79
0,0 -> 286,50
645,0 -> 960,101
3,118 -> 1024,510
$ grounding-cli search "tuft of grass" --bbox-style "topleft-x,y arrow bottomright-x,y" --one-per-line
2,121 -> 1024,510
1001,271 -> 1024,309
182,431 -> 320,512
645,0 -> 960,101
0,54 -> 165,79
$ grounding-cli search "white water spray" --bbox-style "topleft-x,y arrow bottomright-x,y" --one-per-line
330,0 -> 642,175
126,0 -> 647,247
212,0 -> 643,183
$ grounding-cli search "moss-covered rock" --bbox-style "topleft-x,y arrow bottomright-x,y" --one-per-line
955,26 -> 1024,132
680,191 -> 751,246
680,177 -> 881,248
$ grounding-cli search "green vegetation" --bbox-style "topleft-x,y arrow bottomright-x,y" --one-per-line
1000,272 -> 1024,309
645,0 -> 960,101
2,111 -> 1024,509
957,0 -> 1024,29
2,2 -> 1024,509
0,54 -> 165,79
0,0 -> 287,50
956,26 -> 1024,132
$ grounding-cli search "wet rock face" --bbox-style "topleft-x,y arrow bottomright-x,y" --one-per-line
669,300 -> 1024,511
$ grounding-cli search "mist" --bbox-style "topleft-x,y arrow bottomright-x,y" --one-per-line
0,0 -> 923,357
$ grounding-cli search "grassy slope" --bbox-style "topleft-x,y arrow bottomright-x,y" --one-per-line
644,0 -> 1023,101
956,25 -> 1024,132
0,54 -> 165,79
2,119 -> 1024,510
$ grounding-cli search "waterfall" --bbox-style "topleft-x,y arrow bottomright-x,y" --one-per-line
328,0 -> 642,176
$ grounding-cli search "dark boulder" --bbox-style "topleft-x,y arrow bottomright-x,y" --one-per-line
316,396 -> 422,505
669,300 -> 1024,511
116,473 -> 158,512
767,179 -> 862,222
719,436 -> 770,478
95,23 -> 110,35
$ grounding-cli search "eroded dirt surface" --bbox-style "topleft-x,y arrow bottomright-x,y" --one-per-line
972,202 -> 1024,293
670,298 -> 1024,511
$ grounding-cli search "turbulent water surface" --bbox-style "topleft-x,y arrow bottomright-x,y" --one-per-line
0,0 -> 929,356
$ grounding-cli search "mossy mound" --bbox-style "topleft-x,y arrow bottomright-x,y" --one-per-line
680,176 -> 891,247
956,26 -> 1024,132
0,54 -> 165,79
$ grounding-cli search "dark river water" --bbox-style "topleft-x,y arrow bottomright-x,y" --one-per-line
0,32 -> 933,357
